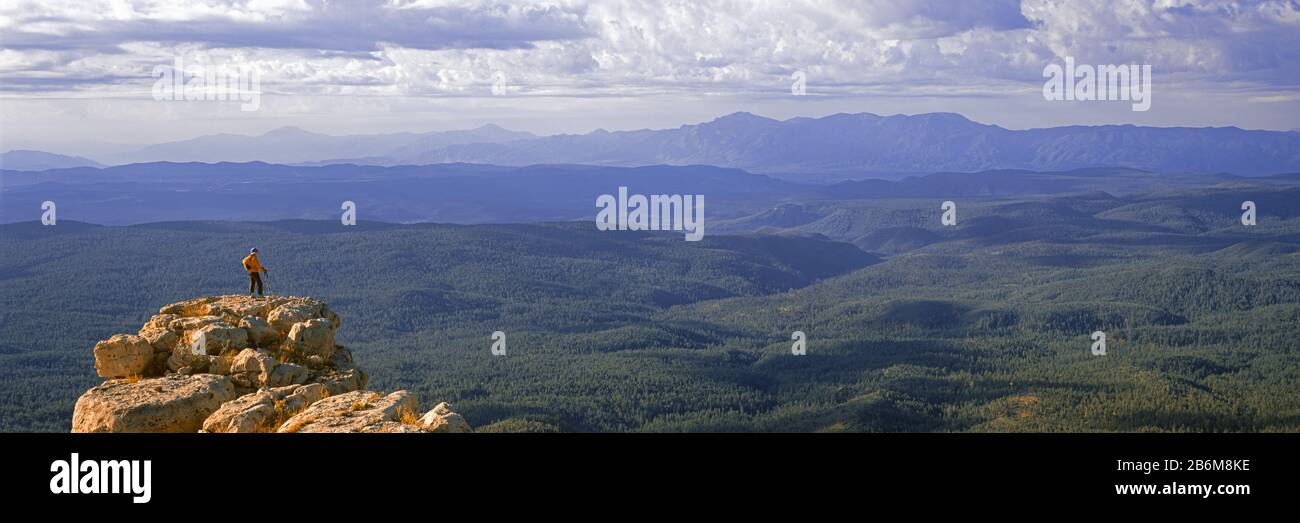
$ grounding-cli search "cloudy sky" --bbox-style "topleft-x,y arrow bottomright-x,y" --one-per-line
1,0 -> 1298,151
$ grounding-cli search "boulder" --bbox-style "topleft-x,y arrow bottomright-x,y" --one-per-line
279,383 -> 328,412
202,389 -> 277,433
138,329 -> 178,376
166,342 -> 209,373
202,382 -> 333,433
141,313 -> 179,332
266,362 -> 309,388
419,402 -> 472,433
312,367 -> 368,396
139,328 -> 178,353
239,316 -> 280,348
191,323 -> 249,354
277,390 -> 418,433
268,302 -> 322,334
208,354 -> 232,375
231,348 -> 278,387
93,334 -> 153,378
285,318 -> 335,359
72,374 -> 237,432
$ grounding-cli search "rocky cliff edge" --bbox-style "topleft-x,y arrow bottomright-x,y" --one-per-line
72,295 -> 470,433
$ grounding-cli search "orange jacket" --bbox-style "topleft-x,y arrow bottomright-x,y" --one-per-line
242,253 -> 265,273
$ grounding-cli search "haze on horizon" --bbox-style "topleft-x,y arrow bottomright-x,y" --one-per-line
2,0 -> 1299,153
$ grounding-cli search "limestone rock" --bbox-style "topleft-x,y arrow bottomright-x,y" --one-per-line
419,402 -> 472,433
202,389 -> 278,433
139,328 -> 178,353
192,323 -> 249,354
285,318 -> 335,359
208,354 -> 232,375
277,390 -> 417,433
231,348 -> 278,387
73,295 -> 464,434
208,302 -> 269,325
266,362 -> 308,388
73,374 -> 237,433
268,302 -> 322,334
160,295 -> 289,319
168,315 -> 227,332
202,383 -> 329,433
312,367 -> 368,396
167,342 -> 208,373
231,348 -> 276,374
158,296 -> 222,316
141,313 -> 179,332
93,334 -> 153,378
239,316 -> 280,348
137,330 -> 177,376
277,383 -> 328,413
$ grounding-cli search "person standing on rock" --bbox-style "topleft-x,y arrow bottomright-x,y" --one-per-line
242,248 -> 268,296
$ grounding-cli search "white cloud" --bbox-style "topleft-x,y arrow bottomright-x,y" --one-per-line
1,0 -> 1298,143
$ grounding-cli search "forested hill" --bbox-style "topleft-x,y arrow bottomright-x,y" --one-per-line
0,221 -> 875,431
2,180 -> 1298,432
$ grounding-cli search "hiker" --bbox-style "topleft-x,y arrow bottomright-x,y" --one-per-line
242,248 -> 268,296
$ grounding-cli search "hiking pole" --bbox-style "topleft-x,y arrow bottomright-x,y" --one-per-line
263,272 -> 273,296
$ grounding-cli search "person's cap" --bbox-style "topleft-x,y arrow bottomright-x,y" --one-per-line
250,248 -> 259,253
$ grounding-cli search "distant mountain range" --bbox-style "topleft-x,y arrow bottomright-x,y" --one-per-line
5,161 -> 1297,226
8,112 -> 1300,177
0,150 -> 101,171
369,112 -> 1298,178
114,124 -> 535,165
0,162 -> 791,225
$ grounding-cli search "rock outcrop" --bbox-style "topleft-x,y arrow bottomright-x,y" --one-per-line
73,374 -> 237,432
420,401 -> 473,433
202,383 -> 328,433
92,334 -> 155,378
72,295 -> 470,433
277,390 -> 421,433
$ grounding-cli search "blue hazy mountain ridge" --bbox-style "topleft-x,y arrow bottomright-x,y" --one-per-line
19,112 -> 1300,178
0,150 -> 102,171
332,112 -> 1300,177
4,162 -> 1290,226
111,124 -> 537,165
0,163 -> 793,225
